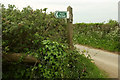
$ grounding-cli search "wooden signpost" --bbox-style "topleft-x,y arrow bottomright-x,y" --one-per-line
54,6 -> 73,49
67,6 -> 73,50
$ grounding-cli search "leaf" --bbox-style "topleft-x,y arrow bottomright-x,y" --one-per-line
38,64 -> 42,68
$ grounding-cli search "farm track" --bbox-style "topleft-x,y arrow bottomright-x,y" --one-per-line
75,44 -> 120,78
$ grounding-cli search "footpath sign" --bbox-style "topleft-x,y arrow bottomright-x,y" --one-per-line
54,6 -> 73,50
54,11 -> 67,18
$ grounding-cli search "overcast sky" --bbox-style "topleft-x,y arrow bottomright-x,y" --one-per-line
0,0 -> 119,23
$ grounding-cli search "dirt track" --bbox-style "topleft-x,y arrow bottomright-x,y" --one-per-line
75,44 -> 119,78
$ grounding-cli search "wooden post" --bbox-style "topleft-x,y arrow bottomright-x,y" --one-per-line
67,6 -> 73,49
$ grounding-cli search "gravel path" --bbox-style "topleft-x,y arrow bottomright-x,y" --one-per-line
75,44 -> 119,78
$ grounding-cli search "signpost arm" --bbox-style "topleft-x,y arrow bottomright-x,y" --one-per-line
67,6 -> 73,50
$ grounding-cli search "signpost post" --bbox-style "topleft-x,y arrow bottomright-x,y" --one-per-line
67,6 -> 73,50
54,6 -> 73,50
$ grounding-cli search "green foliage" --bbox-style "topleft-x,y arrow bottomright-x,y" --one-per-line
74,20 -> 120,52
2,4 -> 105,79
2,4 -> 67,53
3,40 -> 104,79
30,40 -> 67,78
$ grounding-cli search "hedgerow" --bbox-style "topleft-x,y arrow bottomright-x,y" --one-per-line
74,20 -> 120,52
2,4 -> 105,79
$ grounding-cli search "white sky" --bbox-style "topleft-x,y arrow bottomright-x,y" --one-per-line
0,0 -> 119,23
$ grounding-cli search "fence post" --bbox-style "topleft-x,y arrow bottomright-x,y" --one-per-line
67,6 -> 73,50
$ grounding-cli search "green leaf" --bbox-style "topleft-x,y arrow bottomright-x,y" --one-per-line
38,64 -> 42,68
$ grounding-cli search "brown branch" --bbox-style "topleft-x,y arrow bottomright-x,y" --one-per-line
2,53 -> 40,63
